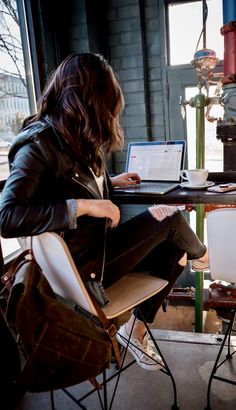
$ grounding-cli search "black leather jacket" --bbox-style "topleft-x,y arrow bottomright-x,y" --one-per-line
0,119 -> 114,283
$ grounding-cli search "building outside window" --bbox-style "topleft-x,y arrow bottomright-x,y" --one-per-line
0,73 -> 29,139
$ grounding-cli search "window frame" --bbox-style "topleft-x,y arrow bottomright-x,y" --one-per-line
0,0 -> 39,265
17,0 -> 38,114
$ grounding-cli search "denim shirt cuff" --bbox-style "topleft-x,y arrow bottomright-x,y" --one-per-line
66,199 -> 77,229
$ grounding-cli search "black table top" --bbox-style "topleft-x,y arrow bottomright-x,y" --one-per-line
114,172 -> 236,205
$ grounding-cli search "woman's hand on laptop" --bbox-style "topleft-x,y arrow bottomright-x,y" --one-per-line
111,172 -> 141,187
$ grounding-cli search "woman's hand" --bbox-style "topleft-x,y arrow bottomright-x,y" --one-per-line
76,199 -> 120,228
110,172 -> 141,188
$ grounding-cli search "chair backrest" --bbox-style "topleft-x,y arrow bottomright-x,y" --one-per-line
30,232 -> 97,315
206,208 -> 236,283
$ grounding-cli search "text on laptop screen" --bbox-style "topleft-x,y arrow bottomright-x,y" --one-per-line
126,141 -> 185,181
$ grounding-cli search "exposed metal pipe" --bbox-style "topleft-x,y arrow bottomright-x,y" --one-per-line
202,0 -> 208,49
221,0 -> 236,85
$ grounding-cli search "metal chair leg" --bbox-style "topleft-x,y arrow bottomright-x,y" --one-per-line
205,307 -> 236,410
102,371 -> 108,410
137,309 -> 179,410
227,311 -> 236,359
109,310 -> 179,410
108,315 -> 137,409
50,391 -> 56,410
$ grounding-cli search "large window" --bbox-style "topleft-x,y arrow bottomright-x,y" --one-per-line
0,0 -> 36,260
165,0 -> 224,246
0,0 -> 35,181
166,0 -> 224,172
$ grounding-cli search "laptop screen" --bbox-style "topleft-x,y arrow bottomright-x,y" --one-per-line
126,140 -> 186,182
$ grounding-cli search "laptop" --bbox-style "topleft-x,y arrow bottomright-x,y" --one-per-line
115,140 -> 186,194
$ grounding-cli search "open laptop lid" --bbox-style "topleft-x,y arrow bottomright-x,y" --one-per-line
125,140 -> 186,182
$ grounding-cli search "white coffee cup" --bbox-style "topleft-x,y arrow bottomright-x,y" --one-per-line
180,169 -> 209,186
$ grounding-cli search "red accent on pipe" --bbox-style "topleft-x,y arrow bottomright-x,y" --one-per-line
221,22 -> 236,84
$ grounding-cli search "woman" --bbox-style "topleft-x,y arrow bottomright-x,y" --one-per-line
0,53 -> 208,371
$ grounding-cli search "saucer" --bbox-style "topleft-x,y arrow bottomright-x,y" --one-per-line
180,181 -> 215,189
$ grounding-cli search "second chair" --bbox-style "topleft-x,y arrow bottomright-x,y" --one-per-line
205,208 -> 236,410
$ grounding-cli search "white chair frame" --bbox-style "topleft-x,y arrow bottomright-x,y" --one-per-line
205,208 -> 236,410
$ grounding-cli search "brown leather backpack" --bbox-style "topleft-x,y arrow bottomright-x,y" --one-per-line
1,250 -> 112,392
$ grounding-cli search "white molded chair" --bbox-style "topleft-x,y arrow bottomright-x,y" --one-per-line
19,232 -> 179,410
205,208 -> 236,410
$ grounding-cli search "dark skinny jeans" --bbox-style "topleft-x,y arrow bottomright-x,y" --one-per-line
102,208 -> 206,323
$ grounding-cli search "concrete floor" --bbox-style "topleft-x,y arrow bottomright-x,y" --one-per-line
15,329 -> 236,410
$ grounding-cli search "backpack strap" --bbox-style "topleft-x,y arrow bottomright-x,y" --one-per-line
87,291 -> 121,367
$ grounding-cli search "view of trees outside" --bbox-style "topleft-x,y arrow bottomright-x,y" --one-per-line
0,0 -> 30,180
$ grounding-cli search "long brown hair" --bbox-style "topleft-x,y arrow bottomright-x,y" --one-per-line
24,53 -> 124,174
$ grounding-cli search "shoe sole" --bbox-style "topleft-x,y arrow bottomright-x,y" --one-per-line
191,264 -> 210,272
116,332 -> 163,371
